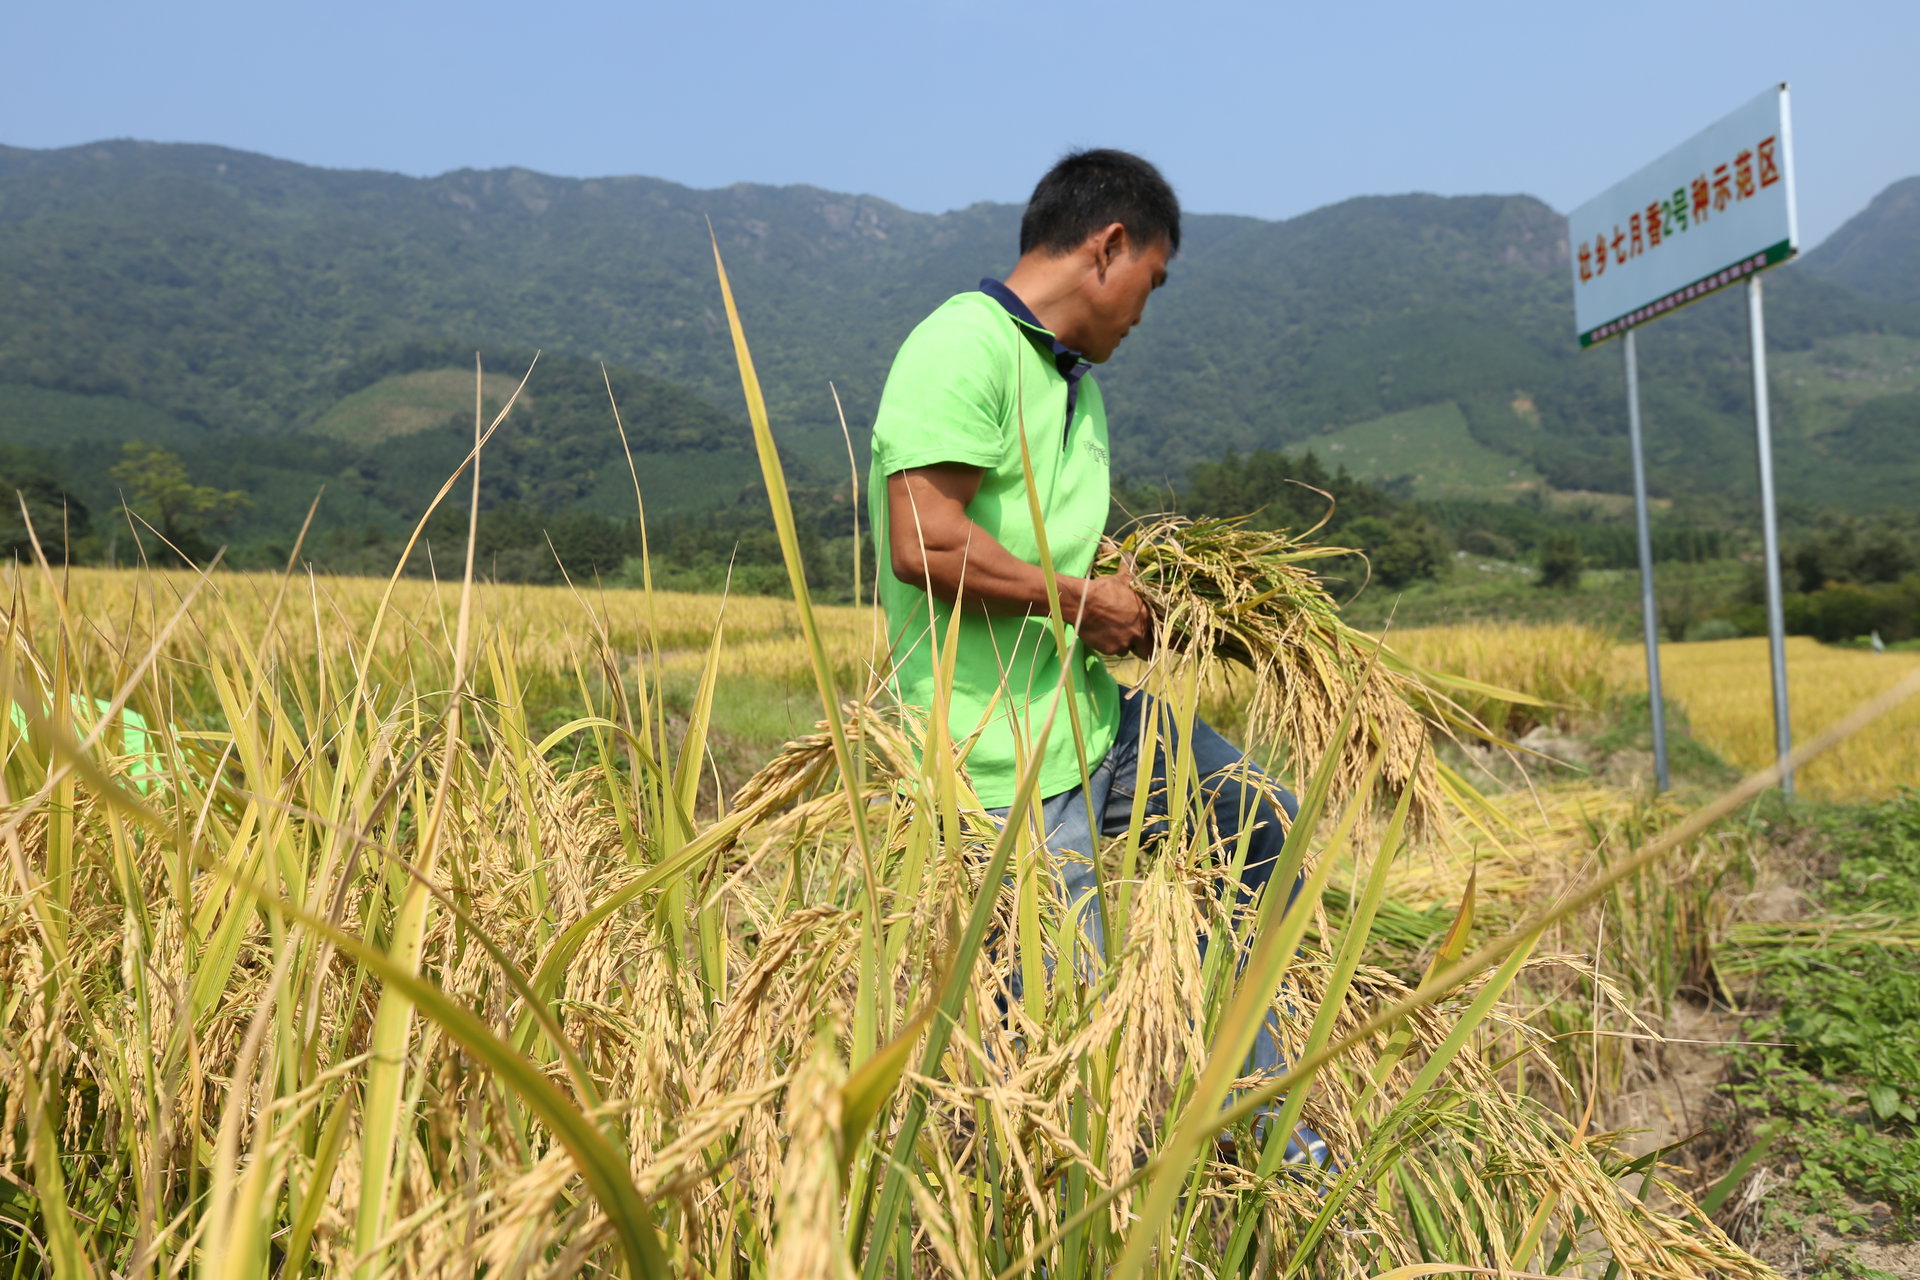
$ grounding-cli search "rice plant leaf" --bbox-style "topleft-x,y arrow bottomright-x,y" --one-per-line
353,819 -> 440,1266
355,362 -> 499,1280
1402,923 -> 1541,1102
1233,774 -> 1415,1245
708,228 -> 880,912
838,998 -> 937,1179
1699,1130 -> 1778,1217
535,715 -> 672,787
1012,400 -> 1099,868
208,1091 -> 278,1280
521,806 -> 760,1018
674,591 -> 728,820
21,1073 -> 98,1280
1431,864 -> 1476,974
281,1094 -> 354,1279
1109,699 -> 1366,1280
1224,765 -> 1410,1272
1512,1190 -> 1563,1274
1362,864 -> 1476,1109
265,891 -> 672,1277
345,357 -> 533,709
1386,661 -> 1554,708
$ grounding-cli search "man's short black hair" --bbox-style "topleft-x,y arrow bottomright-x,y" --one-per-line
1019,149 -> 1181,258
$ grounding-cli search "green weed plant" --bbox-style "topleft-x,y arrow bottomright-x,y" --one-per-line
1721,790 -> 1920,1231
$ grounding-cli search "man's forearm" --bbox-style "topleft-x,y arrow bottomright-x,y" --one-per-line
910,524 -> 1093,619
885,464 -> 1149,655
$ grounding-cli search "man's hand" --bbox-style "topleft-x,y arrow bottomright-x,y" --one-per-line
1074,569 -> 1153,658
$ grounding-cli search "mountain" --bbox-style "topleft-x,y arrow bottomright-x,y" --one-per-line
3,139 -> 1919,523
0,139 -> 1014,469
1803,176 -> 1920,308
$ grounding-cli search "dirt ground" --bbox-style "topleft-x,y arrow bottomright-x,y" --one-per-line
1598,852 -> 1920,1278
1753,1200 -> 1920,1280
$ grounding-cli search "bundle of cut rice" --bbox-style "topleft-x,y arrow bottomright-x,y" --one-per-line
1099,514 -> 1489,832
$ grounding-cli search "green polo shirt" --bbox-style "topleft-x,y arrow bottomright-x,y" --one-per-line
868,282 -> 1120,807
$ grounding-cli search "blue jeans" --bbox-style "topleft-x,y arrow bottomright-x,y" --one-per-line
986,688 -> 1301,1071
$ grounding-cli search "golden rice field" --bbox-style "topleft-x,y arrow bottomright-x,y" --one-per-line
20,568 -> 1914,802
9,566 -> 881,679
1634,636 -> 1920,802
0,553 -> 1812,1279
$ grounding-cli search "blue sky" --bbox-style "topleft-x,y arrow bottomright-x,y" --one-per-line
8,0 -> 1916,247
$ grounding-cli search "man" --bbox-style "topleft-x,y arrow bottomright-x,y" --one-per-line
867,150 -> 1327,1167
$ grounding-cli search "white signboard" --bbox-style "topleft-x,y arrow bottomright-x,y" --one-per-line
1569,85 -> 1798,347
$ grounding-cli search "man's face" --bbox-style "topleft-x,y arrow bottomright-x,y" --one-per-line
1083,234 -> 1171,363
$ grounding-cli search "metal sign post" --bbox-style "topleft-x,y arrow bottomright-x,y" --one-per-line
1747,275 -> 1794,797
1622,329 -> 1670,791
1566,84 -> 1799,796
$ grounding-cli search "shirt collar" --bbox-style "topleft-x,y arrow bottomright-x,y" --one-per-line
978,277 -> 1086,379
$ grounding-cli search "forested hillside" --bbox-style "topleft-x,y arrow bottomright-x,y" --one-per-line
1803,175 -> 1920,308
0,347 -> 767,551
2,139 -> 1918,532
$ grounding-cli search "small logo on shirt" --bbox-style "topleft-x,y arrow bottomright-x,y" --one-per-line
1083,438 -> 1109,466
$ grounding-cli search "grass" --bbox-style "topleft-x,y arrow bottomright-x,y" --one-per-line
308,367 -> 534,443
7,246 -> 1901,1277
1303,401 -> 1545,500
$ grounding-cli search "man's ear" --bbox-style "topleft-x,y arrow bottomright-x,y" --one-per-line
1090,222 -> 1129,280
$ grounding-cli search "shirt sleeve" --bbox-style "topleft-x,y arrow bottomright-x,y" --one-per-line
871,301 -> 1009,475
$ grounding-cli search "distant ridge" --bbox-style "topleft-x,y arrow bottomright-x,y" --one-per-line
3,139 -> 1919,508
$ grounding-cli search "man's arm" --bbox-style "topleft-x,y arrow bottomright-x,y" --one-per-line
886,463 -> 1152,658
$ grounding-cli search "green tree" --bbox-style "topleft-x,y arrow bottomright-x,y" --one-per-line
1338,513 -> 1451,589
0,444 -> 89,563
1536,532 -> 1584,591
110,442 -> 250,565
1790,515 -> 1919,592
1184,448 -> 1393,535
